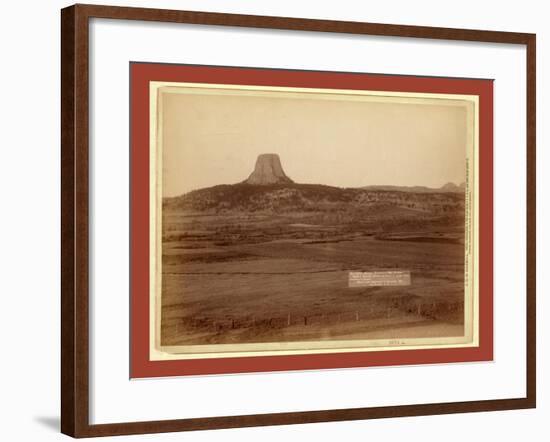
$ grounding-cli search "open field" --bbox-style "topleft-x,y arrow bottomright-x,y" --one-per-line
160,189 -> 466,347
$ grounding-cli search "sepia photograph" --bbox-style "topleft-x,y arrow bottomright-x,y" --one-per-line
151,82 -> 478,358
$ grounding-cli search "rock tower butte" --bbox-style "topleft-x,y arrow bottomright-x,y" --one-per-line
244,153 -> 294,185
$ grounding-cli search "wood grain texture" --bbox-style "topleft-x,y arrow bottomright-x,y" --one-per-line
526,34 -> 536,408
60,5 -> 76,436
60,3 -> 536,438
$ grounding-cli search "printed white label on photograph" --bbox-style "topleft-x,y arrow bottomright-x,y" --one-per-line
348,271 -> 411,287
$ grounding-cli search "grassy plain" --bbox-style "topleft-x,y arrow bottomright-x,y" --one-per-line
160,188 -> 466,347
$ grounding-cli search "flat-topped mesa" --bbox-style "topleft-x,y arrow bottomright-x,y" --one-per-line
244,153 -> 294,185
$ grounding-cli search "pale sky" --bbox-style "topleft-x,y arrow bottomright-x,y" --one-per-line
161,89 -> 469,197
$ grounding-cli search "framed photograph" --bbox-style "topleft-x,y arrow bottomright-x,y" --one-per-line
61,3 -> 536,437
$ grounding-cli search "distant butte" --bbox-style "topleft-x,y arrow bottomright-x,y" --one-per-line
244,153 -> 294,185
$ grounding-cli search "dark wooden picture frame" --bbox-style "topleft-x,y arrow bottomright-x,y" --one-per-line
61,3 -> 536,438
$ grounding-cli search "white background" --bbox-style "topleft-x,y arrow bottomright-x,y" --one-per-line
0,0 -> 546,441
90,16 -> 527,425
